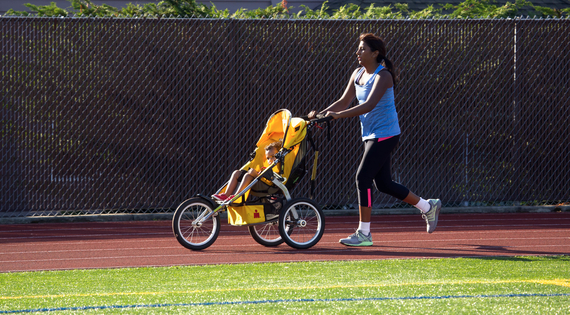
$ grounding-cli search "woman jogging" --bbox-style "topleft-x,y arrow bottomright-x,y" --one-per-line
308,33 -> 441,247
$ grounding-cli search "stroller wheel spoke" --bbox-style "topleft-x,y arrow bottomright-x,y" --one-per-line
249,221 -> 284,247
279,198 -> 325,249
172,198 -> 220,250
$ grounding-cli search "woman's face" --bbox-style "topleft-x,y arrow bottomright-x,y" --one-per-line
355,41 -> 378,65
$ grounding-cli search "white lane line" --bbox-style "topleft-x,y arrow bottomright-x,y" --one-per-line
1,222 -> 569,241
1,236 -> 569,256
1,237 -> 569,261
1,244 -> 569,265
1,227 -> 569,249
1,216 -> 568,234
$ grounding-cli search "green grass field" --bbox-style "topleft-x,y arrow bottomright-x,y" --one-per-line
1,256 -> 569,314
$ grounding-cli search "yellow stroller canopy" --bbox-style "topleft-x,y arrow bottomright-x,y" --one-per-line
241,109 -> 307,186
256,109 -> 307,150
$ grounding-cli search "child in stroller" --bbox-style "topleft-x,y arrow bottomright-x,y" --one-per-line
213,140 -> 283,202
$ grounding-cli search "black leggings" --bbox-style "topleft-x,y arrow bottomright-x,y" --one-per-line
356,135 -> 410,207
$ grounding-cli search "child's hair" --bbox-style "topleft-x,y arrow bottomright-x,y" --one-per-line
265,140 -> 282,151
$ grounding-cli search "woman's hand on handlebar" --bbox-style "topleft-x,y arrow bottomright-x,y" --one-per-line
307,110 -> 318,120
307,110 -> 338,120
323,111 -> 339,120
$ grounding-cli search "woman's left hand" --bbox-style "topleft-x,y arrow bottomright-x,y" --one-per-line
324,111 -> 340,119
307,111 -> 318,119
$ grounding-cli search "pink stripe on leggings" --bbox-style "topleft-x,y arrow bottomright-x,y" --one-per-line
367,188 -> 372,207
378,136 -> 394,142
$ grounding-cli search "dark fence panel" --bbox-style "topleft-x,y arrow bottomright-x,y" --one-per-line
1,17 -> 569,217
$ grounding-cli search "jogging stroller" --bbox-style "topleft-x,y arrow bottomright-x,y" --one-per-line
172,109 -> 332,250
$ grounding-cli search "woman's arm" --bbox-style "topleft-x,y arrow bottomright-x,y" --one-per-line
308,69 -> 359,119
327,70 -> 393,120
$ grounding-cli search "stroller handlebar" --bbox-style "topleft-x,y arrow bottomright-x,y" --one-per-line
300,114 -> 334,124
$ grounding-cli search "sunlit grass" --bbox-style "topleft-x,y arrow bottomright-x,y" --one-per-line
1,256 -> 569,314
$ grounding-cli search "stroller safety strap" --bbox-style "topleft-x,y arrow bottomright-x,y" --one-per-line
310,151 -> 319,199
305,115 -> 331,199
311,151 -> 319,181
306,126 -> 319,199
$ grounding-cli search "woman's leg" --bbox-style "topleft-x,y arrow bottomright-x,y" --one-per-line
371,137 -> 441,233
368,136 -> 409,198
374,158 -> 433,212
340,139 -> 392,246
403,192 -> 420,205
356,137 -> 408,217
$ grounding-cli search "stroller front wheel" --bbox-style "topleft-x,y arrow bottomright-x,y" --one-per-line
172,197 -> 221,250
278,198 -> 325,249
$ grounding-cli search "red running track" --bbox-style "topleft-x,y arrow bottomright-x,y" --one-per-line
1,212 -> 569,272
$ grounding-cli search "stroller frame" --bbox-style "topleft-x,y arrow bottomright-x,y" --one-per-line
172,109 -> 332,250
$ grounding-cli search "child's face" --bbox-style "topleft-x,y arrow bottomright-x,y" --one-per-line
265,147 -> 277,161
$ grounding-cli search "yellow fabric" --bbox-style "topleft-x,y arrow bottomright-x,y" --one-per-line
224,109 -> 309,226
240,109 -> 307,186
283,117 -> 307,149
227,205 -> 265,225
311,151 -> 319,180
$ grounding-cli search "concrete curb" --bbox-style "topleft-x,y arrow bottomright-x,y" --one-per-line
0,213 -> 175,225
1,205 -> 568,225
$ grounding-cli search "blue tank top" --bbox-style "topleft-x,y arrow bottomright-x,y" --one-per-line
355,65 -> 401,141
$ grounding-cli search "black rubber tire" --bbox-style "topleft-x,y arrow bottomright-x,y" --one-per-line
172,197 -> 221,250
278,198 -> 325,249
248,221 -> 284,247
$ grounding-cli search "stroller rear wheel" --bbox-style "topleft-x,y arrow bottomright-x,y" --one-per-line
278,198 -> 325,249
172,197 -> 220,250
248,221 -> 284,247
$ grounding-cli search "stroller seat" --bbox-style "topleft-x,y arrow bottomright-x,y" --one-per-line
224,109 -> 309,225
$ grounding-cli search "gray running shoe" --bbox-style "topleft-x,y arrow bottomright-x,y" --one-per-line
339,230 -> 373,246
422,199 -> 442,233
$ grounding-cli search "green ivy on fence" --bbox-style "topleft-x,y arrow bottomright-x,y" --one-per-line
4,0 -> 570,19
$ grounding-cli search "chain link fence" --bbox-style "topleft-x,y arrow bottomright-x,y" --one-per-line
1,17 -> 569,218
